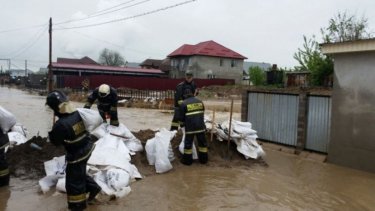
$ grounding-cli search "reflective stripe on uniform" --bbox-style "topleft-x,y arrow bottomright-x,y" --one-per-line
171,122 -> 180,127
178,100 -> 183,105
186,111 -> 204,116
198,147 -> 208,153
64,133 -> 87,144
110,119 -> 119,125
185,129 -> 206,135
0,142 -> 9,150
0,168 -> 9,177
67,145 -> 96,164
67,193 -> 87,203
184,149 -> 193,154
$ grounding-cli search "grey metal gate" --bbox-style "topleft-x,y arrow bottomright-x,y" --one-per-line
247,92 -> 299,146
305,95 -> 331,153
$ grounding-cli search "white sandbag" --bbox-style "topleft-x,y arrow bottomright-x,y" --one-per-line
145,128 -> 176,173
77,108 -> 103,132
178,128 -> 198,160
44,155 -> 66,176
38,175 -> 64,193
88,134 -> 132,171
234,137 -> 265,159
0,106 -> 16,133
232,120 -> 257,135
93,170 -> 132,198
91,123 -> 109,138
107,124 -> 143,152
107,168 -> 131,191
7,131 -> 27,145
11,124 -> 28,137
56,177 -> 66,192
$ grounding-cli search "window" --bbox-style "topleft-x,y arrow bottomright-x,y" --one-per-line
231,60 -> 237,67
220,59 -> 224,66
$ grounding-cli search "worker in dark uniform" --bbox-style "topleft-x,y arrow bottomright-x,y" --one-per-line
46,90 -> 101,211
170,70 -> 198,131
84,84 -> 119,126
178,89 -> 208,165
0,128 -> 10,187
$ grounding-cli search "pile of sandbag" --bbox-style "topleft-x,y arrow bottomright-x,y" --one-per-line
0,106 -> 28,151
39,108 -> 143,198
205,116 -> 265,159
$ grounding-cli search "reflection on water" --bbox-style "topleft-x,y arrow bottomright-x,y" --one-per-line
1,87 -> 375,210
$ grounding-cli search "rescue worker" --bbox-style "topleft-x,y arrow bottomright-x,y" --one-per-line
46,90 -> 101,210
170,70 -> 198,131
84,84 -> 119,126
0,127 -> 10,187
178,89 -> 208,165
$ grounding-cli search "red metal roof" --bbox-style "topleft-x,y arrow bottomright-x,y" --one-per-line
52,62 -> 164,74
168,40 -> 247,59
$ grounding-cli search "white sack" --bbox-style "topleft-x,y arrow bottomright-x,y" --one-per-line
56,177 -> 66,192
0,106 -> 16,133
145,128 -> 176,173
39,174 -> 64,193
178,128 -> 198,160
91,123 -> 109,138
77,108 -> 103,132
107,168 -> 131,191
11,124 -> 28,137
7,131 -> 27,145
88,134 -> 132,170
107,124 -> 143,152
44,155 -> 66,176
93,170 -> 132,198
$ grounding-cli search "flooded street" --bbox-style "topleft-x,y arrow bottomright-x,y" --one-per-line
1,87 -> 375,210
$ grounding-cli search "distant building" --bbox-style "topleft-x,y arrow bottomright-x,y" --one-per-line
140,59 -> 162,69
167,40 -> 247,84
9,69 -> 33,77
243,61 -> 272,80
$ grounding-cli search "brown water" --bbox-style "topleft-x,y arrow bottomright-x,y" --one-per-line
1,87 -> 375,211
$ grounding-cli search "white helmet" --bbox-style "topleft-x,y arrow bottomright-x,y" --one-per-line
98,84 -> 110,97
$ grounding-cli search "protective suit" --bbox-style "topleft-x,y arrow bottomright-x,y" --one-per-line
47,90 -> 101,210
171,71 -> 197,131
84,84 -> 119,126
178,89 -> 208,165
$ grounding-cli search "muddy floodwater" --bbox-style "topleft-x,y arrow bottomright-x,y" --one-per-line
1,87 -> 375,211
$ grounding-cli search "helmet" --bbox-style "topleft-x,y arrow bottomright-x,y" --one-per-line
183,88 -> 194,98
185,70 -> 193,77
46,90 -> 68,114
98,84 -> 110,98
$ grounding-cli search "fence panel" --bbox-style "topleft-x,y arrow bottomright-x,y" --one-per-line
306,96 -> 331,153
248,92 -> 299,146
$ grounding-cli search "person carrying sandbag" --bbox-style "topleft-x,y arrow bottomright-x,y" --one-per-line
46,90 -> 101,210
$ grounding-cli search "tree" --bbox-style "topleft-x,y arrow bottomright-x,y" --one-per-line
294,12 -> 371,86
248,66 -> 265,86
98,48 -> 126,66
321,11 -> 371,43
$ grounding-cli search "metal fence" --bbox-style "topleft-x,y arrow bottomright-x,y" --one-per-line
247,91 -> 331,153
305,95 -> 331,153
116,89 -> 175,100
248,92 -> 299,146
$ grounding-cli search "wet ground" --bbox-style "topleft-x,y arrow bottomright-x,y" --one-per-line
1,87 -> 375,210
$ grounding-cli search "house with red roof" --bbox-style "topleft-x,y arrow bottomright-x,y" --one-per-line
167,40 -> 247,83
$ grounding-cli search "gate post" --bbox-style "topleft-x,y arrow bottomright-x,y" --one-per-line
296,92 -> 309,154
241,90 -> 249,122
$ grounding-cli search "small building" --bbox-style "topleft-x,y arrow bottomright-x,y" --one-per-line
167,40 -> 247,84
321,38 -> 375,173
140,59 -> 163,69
285,71 -> 310,87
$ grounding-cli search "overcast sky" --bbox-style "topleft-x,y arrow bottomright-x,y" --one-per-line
0,0 -> 374,71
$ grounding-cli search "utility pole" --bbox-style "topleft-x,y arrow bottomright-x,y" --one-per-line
25,60 -> 27,77
48,17 -> 53,92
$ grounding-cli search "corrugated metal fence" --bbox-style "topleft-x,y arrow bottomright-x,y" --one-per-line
247,92 -> 331,153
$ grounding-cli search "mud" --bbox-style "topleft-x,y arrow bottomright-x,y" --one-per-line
7,130 -> 266,181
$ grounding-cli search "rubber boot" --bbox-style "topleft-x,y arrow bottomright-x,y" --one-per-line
180,153 -> 193,165
198,152 -> 208,164
87,187 -> 101,204
0,173 -> 9,187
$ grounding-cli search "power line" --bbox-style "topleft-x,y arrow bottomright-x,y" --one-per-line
55,0 -> 197,30
0,23 -> 46,34
10,25 -> 48,59
54,0 -> 150,26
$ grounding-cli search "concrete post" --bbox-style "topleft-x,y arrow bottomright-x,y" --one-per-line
295,92 -> 309,154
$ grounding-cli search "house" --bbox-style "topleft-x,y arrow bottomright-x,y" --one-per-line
321,38 -> 375,173
285,71 -> 310,87
51,57 -> 165,77
167,40 -> 247,84
140,59 -> 162,69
